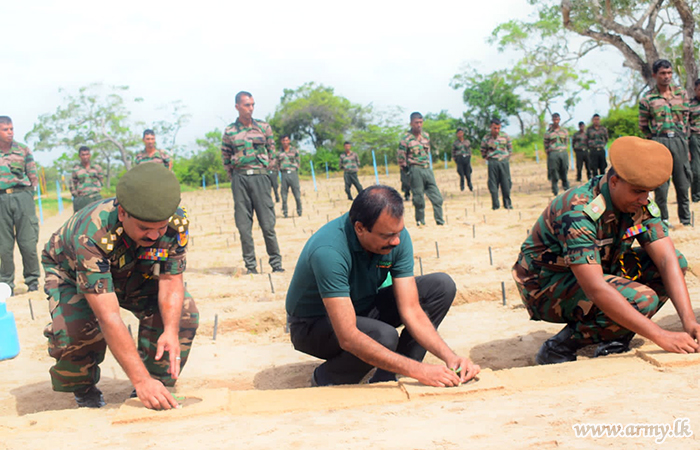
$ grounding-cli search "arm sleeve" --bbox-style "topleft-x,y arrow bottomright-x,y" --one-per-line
221,131 -> 234,174
390,229 -> 414,278
559,211 -> 600,265
639,99 -> 652,138
75,236 -> 115,294
25,148 -> 38,187
70,170 -> 79,197
397,139 -> 407,167
309,246 -> 352,298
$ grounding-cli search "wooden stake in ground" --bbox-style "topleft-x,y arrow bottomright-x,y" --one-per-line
435,241 -> 440,259
419,257 -> 423,276
28,299 -> 34,320
213,314 -> 219,340
268,273 -> 275,293
501,281 -> 507,306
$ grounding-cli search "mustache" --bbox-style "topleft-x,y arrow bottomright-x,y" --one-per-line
381,245 -> 397,250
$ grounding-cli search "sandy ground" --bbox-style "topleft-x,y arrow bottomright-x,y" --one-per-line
2,159 -> 700,449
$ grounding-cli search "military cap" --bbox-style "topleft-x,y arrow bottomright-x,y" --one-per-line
116,164 -> 181,221
609,136 -> 672,190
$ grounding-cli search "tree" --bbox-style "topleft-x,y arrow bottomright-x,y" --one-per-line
173,129 -> 227,186
150,100 -> 191,156
269,82 -> 369,151
350,107 -> 405,166
423,111 -> 461,160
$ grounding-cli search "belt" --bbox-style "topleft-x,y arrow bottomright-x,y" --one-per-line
284,170 -> 297,174
657,131 -> 680,138
235,168 -> 267,175
0,185 -> 32,195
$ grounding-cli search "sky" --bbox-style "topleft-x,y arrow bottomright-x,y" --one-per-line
5,0 -> 622,165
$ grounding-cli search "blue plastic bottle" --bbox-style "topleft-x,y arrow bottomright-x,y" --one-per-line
0,283 -> 20,361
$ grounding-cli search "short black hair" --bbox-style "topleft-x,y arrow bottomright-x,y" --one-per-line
235,91 -> 253,104
552,112 -> 560,118
143,129 -> 155,138
344,141 -> 351,145
694,79 -> 700,88
0,116 -> 12,125
652,59 -> 672,75
349,185 -> 403,232
78,146 -> 90,153
578,121 -> 585,126
592,113 -> 600,119
410,112 -> 423,121
490,118 -> 501,125
280,134 -> 290,140
456,127 -> 464,133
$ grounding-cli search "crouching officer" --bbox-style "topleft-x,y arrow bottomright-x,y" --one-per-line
512,136 -> 700,365
42,164 -> 199,409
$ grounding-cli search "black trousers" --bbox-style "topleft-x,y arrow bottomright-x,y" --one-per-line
288,273 -> 456,385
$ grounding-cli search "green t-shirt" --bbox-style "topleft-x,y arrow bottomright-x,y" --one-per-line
286,213 -> 414,318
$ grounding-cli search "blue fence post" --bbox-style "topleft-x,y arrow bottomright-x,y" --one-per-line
444,152 -> 448,169
55,180 -> 63,215
215,173 -> 219,189
325,162 -> 329,179
371,150 -> 379,185
535,144 -> 540,164
429,152 -> 433,170
36,185 -> 44,225
384,154 -> 389,176
309,161 -> 317,191
202,175 -> 206,190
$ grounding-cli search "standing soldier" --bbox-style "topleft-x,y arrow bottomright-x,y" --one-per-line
572,121 -> 590,182
586,114 -> 609,177
687,79 -> 700,203
339,141 -> 363,200
480,118 -> 513,210
42,164 -> 199,409
267,150 -> 280,203
221,91 -> 283,274
544,113 -> 570,196
639,59 -> 691,227
135,130 -> 172,170
0,116 -> 40,294
70,146 -> 104,213
452,127 -> 473,192
399,166 -> 411,202
278,135 -> 303,219
397,112 -> 444,226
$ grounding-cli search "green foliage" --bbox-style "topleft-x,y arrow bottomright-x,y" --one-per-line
350,107 -> 405,167
423,111 -> 460,160
601,106 -> 643,139
173,129 -> 227,187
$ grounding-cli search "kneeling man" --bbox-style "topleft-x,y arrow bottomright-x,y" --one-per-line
513,136 -> 700,365
286,185 -> 479,386
42,164 -> 199,409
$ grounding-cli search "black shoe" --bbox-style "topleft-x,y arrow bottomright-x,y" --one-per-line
283,213 -> 288,218
536,325 -> 583,365
74,385 -> 106,408
129,389 -> 138,399
272,267 -> 285,273
246,268 -> 258,274
594,333 -> 634,358
27,282 -> 39,292
347,196 -> 353,200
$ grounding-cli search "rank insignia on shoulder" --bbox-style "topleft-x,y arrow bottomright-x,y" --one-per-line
178,229 -> 188,247
646,200 -> 660,218
623,224 -> 647,239
138,248 -> 169,261
583,194 -> 606,221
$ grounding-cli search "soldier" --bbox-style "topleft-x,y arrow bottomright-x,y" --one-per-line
399,166 -> 411,202
42,164 -> 199,409
690,79 -> 700,203
572,121 -> 590,182
339,141 -> 363,200
277,135 -> 303,218
513,137 -> 700,365
544,113 -> 570,196
480,118 -> 513,210
452,127 -> 473,192
221,91 -> 283,274
397,112 -> 444,226
70,146 -> 103,213
639,59 -> 691,227
586,114 -> 609,177
286,185 -> 480,386
135,130 -> 172,170
267,149 -> 280,203
0,116 -> 40,295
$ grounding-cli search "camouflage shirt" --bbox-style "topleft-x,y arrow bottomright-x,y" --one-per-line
0,141 -> 38,190
70,164 -> 103,197
42,198 -> 188,301
480,132 -> 512,161
585,126 -> 609,151
339,151 -> 360,173
544,126 -> 569,154
688,97 -> 700,136
221,118 -> 275,173
452,139 -> 471,159
397,131 -> 432,168
572,130 -> 587,152
135,149 -> 171,169
514,173 -> 666,282
278,147 -> 300,171
639,84 -> 689,139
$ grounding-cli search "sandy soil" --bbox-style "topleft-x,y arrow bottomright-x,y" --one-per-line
2,159 -> 700,449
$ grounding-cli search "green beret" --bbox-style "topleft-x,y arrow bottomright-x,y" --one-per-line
609,136 -> 672,190
116,164 -> 181,221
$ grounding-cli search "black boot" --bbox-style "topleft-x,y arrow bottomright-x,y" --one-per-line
536,324 -> 583,365
74,385 -> 106,408
594,333 -> 635,358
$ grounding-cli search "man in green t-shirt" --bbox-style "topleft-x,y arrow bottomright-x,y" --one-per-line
286,185 -> 480,387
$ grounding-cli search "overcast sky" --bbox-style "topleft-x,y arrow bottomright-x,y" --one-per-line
5,0 -> 620,165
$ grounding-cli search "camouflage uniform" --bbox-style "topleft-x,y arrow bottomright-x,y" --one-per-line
572,129 -> 590,181
135,149 -> 171,169
267,153 -> 280,203
586,125 -> 609,177
452,138 -> 473,192
70,163 -> 103,213
639,84 -> 691,224
0,141 -> 40,291
687,96 -> 700,202
544,126 -> 570,195
397,131 -> 444,225
41,199 -> 199,392
278,146 -> 303,218
512,174 -> 682,344
221,118 -> 282,271
480,132 -> 512,210
339,150 -> 363,200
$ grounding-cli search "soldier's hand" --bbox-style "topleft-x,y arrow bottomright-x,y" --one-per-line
155,330 -> 181,380
446,355 -> 481,383
655,329 -> 699,354
683,322 -> 700,344
134,378 -> 180,410
414,363 -> 462,387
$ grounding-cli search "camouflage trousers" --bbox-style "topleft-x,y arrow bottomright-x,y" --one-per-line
547,151 -> 569,195
42,275 -> 199,392
653,135 -> 691,224
0,189 -> 40,290
512,247 -> 687,344
267,170 -> 280,202
343,172 -> 363,199
400,167 -> 411,199
409,166 -> 444,225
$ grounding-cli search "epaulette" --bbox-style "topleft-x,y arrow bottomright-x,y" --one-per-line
94,224 -> 125,255
582,194 -> 606,222
169,207 -> 189,246
645,199 -> 661,218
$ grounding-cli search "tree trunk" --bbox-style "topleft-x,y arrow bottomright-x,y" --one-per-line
672,0 -> 698,93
